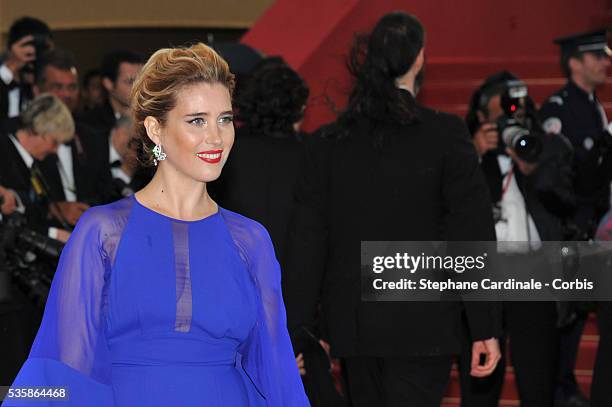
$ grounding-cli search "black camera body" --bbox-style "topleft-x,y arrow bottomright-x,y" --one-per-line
22,33 -> 52,75
0,213 -> 63,306
496,80 -> 543,163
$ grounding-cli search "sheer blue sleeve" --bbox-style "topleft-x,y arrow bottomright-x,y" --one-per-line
221,209 -> 310,407
3,206 -> 120,406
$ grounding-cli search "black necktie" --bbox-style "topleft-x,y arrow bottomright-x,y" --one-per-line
111,160 -> 122,168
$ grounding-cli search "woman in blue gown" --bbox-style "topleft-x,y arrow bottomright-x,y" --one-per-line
3,43 -> 309,406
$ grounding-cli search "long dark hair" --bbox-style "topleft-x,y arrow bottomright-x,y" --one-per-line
334,12 -> 425,139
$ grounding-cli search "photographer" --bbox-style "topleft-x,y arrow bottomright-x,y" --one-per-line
0,17 -> 52,128
459,71 -> 574,407
0,93 -> 74,243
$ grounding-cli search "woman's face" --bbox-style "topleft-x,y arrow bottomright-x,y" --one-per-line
148,82 -> 234,183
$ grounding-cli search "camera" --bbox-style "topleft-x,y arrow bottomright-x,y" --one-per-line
22,33 -> 52,74
496,80 -> 543,163
0,213 -> 63,306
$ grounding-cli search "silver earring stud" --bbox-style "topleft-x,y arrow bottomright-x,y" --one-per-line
152,144 -> 166,166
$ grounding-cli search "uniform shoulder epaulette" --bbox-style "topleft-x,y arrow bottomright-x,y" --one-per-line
548,95 -> 564,106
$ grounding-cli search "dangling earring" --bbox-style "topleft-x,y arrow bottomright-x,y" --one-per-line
152,144 -> 166,166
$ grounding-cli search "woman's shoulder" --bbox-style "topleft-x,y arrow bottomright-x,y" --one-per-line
75,196 -> 134,236
218,207 -> 271,242
218,207 -> 277,261
218,208 -> 280,286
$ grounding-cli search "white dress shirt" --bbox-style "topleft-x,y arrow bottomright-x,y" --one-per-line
57,143 -> 77,202
495,155 -> 542,253
109,138 -> 132,185
1,64 -> 21,118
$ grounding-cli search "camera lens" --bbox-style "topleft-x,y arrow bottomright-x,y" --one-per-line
502,126 -> 542,163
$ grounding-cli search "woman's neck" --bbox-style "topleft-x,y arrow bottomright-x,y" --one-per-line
137,166 -> 215,221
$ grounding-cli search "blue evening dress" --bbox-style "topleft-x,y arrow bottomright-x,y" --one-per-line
2,195 -> 309,406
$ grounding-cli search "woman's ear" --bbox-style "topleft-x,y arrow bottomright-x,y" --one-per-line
143,116 -> 162,145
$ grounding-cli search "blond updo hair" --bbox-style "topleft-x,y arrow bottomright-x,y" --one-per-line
21,93 -> 74,144
131,43 -> 235,166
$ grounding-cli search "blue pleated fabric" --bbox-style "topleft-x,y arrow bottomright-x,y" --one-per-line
3,195 -> 309,406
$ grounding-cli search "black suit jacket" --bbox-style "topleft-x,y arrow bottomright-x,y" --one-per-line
0,77 -> 11,124
480,132 -> 575,241
0,131 -> 49,232
38,122 -> 114,206
1,80 -> 33,136
76,100 -> 116,137
213,127 -> 306,267
284,105 -> 502,358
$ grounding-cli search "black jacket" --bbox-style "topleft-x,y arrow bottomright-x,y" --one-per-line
37,122 -> 114,206
214,127 -> 306,267
0,131 -> 49,233
540,81 -> 611,236
76,100 -> 117,138
480,132 -> 575,241
284,104 -> 502,358
0,76 -> 33,134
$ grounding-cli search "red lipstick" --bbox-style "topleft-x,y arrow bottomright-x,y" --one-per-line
196,150 -> 223,164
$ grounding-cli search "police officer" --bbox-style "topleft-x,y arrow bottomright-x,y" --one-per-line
539,29 -> 612,407
540,29 -> 612,239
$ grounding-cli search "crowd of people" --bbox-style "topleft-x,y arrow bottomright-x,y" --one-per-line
0,12 -> 611,407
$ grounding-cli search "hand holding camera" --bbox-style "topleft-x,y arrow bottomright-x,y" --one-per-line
5,33 -> 51,78
473,122 -> 499,157
0,186 -> 18,215
5,35 -> 36,76
506,147 -> 538,176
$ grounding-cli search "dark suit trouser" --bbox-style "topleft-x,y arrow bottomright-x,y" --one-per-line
458,301 -> 558,407
591,301 -> 612,407
556,313 -> 587,399
342,355 -> 452,407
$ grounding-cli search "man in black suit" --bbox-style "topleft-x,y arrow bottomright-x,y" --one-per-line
34,49 -> 114,219
78,50 -> 143,137
0,94 -> 74,241
284,13 -> 501,407
0,17 -> 52,130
